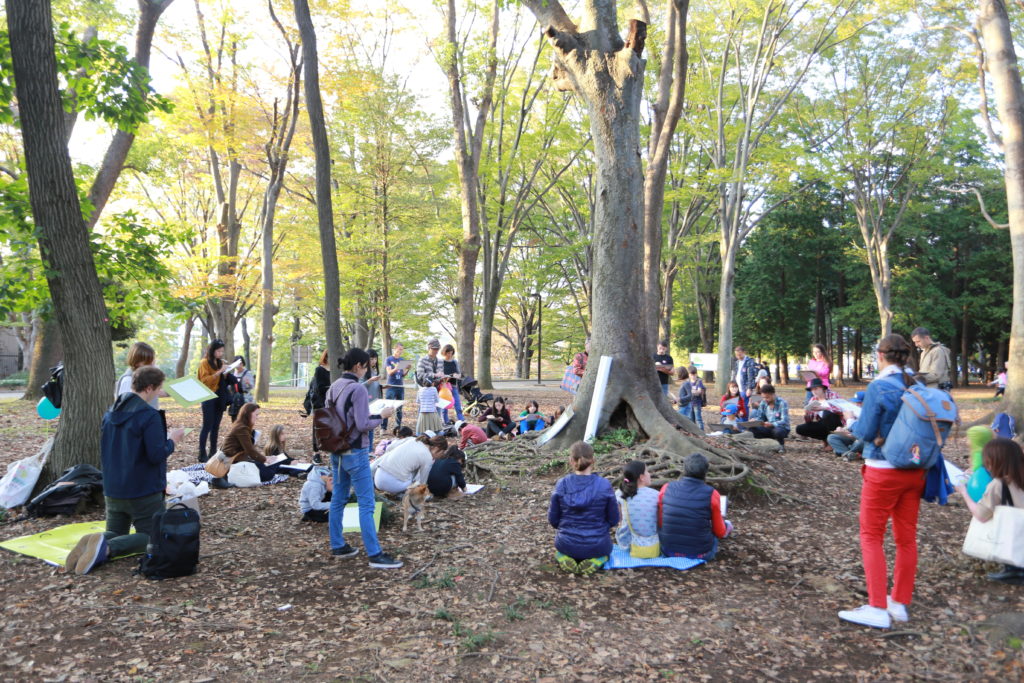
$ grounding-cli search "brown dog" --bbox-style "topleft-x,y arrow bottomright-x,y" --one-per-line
402,484 -> 429,531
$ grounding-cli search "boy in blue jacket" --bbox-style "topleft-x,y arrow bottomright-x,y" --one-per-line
66,366 -> 184,575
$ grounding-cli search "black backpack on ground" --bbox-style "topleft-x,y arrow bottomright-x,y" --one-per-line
41,363 -> 64,409
26,464 -> 103,516
138,503 -> 200,580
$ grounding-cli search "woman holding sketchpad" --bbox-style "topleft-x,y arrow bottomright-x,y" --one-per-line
197,340 -> 231,463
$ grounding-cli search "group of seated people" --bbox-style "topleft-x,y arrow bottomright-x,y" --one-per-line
453,400 -> 566,446
548,442 -> 733,575
299,427 -> 469,522
713,378 -> 864,458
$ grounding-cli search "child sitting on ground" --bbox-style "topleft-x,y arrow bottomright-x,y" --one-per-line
615,460 -> 661,558
515,400 -> 547,433
428,445 -> 467,499
299,467 -> 333,522
456,420 -> 489,448
548,405 -> 566,427
374,426 -> 414,457
720,381 -> 747,419
548,441 -> 620,575
720,403 -> 741,434
263,425 -> 292,462
658,453 -> 733,560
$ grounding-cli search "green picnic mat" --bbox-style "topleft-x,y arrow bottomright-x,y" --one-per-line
0,521 -> 137,567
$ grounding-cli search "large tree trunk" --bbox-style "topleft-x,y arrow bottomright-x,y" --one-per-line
7,0 -> 116,481
714,244 -> 737,394
978,0 -> 1024,422
294,0 -> 344,380
21,317 -> 62,401
519,0 -> 745,481
477,294 -> 497,389
86,0 -> 176,229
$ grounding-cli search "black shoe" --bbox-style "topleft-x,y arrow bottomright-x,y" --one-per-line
211,477 -> 235,489
198,454 -> 208,464
368,552 -> 403,569
331,544 -> 359,559
986,566 -> 1024,583
312,453 -> 325,466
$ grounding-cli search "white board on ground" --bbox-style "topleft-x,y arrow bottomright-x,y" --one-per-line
536,406 -> 574,446
584,355 -> 613,443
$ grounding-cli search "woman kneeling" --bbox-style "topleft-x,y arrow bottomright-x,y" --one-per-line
547,441 -> 620,575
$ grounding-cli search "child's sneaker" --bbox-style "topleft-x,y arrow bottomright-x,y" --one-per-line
577,556 -> 607,576
838,604 -> 891,629
555,552 -> 579,575
887,596 -> 908,623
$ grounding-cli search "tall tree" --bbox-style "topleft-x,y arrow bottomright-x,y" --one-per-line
441,0 -> 499,379
519,0 -> 744,479
6,0 -> 115,477
294,0 -> 343,380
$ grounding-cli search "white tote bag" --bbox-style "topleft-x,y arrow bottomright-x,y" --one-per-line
227,461 -> 261,488
962,506 -> 1024,567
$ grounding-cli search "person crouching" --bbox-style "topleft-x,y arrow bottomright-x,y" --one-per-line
658,453 -> 733,561
299,467 -> 333,522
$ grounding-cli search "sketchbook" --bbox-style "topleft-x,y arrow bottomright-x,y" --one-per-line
164,377 -> 217,407
369,399 -> 406,414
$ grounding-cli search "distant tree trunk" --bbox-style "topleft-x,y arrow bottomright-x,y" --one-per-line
961,306 -> 970,386
853,328 -> 863,382
86,0 -> 176,229
7,0 -> 116,482
714,246 -> 737,394
294,0 -> 344,380
977,0 -> 1024,421
22,318 -> 63,401
176,315 -> 195,378
444,0 -> 499,380
240,317 -> 251,366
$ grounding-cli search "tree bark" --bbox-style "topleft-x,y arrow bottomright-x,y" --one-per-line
7,0 -> 116,481
86,0 -> 176,229
714,241 -> 737,394
294,0 -> 344,380
978,0 -> 1024,422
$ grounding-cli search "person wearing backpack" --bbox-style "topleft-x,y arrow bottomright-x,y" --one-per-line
839,334 -> 926,629
65,366 -> 185,575
304,350 -> 331,462
324,348 -> 402,569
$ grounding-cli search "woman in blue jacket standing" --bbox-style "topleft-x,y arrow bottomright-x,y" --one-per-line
840,334 -> 924,630
548,441 -> 620,575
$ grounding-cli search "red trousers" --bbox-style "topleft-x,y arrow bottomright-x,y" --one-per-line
859,465 -> 926,608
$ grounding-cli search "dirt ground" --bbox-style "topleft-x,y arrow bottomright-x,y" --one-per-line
1,382 -> 1022,682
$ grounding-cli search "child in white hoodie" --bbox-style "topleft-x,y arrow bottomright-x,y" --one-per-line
299,467 -> 332,522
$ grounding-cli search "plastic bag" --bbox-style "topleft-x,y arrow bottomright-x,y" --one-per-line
227,461 -> 261,488
0,439 -> 51,509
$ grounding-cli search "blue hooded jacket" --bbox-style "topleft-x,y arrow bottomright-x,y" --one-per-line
548,473 -> 620,560
853,369 -> 916,462
100,393 -> 176,499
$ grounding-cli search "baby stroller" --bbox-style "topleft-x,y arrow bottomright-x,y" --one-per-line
459,377 -> 493,418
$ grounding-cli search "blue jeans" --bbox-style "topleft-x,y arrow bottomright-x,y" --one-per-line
329,448 -> 381,557
518,417 -> 545,434
442,387 -> 464,424
661,383 -> 670,396
678,404 -> 704,430
383,386 -> 404,431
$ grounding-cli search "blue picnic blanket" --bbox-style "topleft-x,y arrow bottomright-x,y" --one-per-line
603,546 -> 706,571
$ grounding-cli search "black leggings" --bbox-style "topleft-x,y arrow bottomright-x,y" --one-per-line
795,412 -> 842,442
199,397 -> 226,462
485,421 -> 514,437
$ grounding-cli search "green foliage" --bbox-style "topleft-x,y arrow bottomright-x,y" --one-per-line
592,429 -> 637,455
413,567 -> 459,589
0,24 -> 172,131
451,621 -> 497,652
433,608 -> 454,621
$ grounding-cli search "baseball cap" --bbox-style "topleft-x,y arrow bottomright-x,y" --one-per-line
427,338 -> 441,349
852,391 -> 866,403
722,404 -> 739,416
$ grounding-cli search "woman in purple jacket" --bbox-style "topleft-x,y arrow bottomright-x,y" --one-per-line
548,441 -> 620,575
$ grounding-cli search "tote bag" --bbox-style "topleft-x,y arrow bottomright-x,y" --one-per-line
962,483 -> 1024,566
623,499 -> 660,559
560,366 -> 581,395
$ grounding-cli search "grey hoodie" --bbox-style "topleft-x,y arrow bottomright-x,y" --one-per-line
299,467 -> 331,514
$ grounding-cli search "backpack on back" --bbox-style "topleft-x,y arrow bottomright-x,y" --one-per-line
992,412 -> 1017,439
880,378 -> 958,469
26,463 -> 103,517
138,503 -> 200,579
313,391 -> 354,454
41,363 -> 64,409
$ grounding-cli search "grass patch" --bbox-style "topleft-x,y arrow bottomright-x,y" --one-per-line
413,567 -> 459,589
592,428 -> 637,454
433,609 -> 454,621
503,598 -> 528,622
555,605 -> 578,624
452,621 -> 497,652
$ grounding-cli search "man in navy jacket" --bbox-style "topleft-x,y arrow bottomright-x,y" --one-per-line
66,366 -> 184,575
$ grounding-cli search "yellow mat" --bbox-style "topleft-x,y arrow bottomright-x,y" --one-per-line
0,521 -> 136,567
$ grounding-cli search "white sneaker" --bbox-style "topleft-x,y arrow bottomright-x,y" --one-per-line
887,596 -> 908,623
838,605 -> 891,629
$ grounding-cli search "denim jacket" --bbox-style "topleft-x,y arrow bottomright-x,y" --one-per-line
749,396 -> 790,429
677,379 -> 706,409
853,367 -> 917,462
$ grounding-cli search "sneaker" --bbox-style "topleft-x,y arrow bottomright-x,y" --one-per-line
986,566 -> 1024,583
64,534 -> 94,573
887,596 -> 908,623
578,557 -> 606,576
331,545 -> 359,559
76,533 -> 109,575
556,552 -> 580,575
838,605 -> 891,629
368,552 -> 403,569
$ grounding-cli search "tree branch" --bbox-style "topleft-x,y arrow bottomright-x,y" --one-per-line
940,185 -> 1009,229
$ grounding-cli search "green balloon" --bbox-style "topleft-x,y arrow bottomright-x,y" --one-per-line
966,425 -> 994,471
